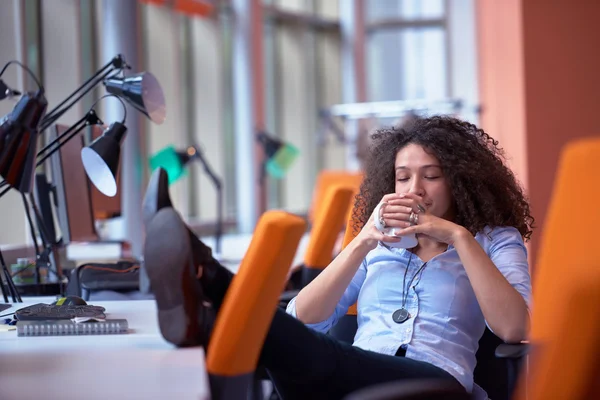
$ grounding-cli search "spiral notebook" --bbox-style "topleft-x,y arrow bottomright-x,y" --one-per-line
17,319 -> 129,336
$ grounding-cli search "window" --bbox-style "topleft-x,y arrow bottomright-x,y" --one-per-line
366,0 -> 448,103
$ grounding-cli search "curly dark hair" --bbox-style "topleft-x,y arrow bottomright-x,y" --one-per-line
352,115 -> 534,241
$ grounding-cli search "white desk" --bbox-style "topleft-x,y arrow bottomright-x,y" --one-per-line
203,232 -> 311,274
0,299 -> 210,400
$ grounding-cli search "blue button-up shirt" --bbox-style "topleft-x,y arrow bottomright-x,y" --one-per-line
287,226 -> 532,396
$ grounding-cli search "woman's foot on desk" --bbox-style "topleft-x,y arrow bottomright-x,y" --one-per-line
142,168 -> 234,305
144,207 -> 216,347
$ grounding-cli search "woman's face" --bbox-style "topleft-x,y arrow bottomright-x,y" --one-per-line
394,143 -> 454,219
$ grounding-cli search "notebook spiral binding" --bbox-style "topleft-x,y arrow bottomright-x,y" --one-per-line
17,319 -> 129,336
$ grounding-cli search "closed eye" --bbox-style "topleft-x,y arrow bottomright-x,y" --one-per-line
397,178 -> 409,182
425,176 -> 441,180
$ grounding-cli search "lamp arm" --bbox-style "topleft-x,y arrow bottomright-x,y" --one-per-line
193,149 -> 222,189
0,248 -> 9,302
41,55 -> 127,125
40,68 -> 115,130
192,148 -> 224,255
0,185 -> 9,199
35,112 -> 94,166
35,121 -> 90,168
21,194 -> 41,279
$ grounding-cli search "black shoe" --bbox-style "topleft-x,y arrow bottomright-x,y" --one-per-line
142,167 -> 233,296
188,229 -> 234,309
144,207 -> 215,347
142,168 -> 172,228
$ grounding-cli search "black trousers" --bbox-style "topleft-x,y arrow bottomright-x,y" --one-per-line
205,266 -> 464,400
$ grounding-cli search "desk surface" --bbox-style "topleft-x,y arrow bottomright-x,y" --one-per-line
0,299 -> 210,400
204,232 -> 311,273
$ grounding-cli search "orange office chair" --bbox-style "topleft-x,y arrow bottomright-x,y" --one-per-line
300,183 -> 356,285
512,136 -> 600,400
519,276 -> 600,400
342,137 -> 600,399
308,170 -> 363,226
344,274 -> 600,400
280,183 -> 358,305
206,210 -> 306,400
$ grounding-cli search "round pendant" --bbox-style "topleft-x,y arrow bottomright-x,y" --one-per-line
392,308 -> 410,324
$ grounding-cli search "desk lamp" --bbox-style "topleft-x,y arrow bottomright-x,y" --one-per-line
0,61 -> 47,302
0,55 -> 166,303
256,131 -> 299,179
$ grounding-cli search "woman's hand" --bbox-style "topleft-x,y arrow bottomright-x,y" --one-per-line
381,193 -> 468,246
355,193 -> 410,251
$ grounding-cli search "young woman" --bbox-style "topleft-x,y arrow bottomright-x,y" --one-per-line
144,116 -> 534,399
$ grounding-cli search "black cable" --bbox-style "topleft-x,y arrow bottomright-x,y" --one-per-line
0,60 -> 44,92
22,194 -> 41,258
89,93 -> 127,123
0,249 -> 21,302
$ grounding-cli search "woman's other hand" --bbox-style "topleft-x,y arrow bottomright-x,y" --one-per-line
389,193 -> 468,245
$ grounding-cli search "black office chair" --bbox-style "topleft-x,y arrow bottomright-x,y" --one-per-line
268,313 -> 528,400
67,261 -> 140,300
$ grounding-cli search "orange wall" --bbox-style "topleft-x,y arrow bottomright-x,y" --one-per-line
477,0 -> 600,265
477,0 -> 528,189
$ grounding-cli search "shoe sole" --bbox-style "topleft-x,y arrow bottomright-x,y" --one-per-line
144,207 -> 204,347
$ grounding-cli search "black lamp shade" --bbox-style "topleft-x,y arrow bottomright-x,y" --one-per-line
81,122 -> 127,197
256,131 -> 299,179
257,131 -> 283,158
0,90 -> 48,193
104,72 -> 166,125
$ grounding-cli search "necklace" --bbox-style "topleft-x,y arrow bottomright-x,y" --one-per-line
392,252 -> 428,324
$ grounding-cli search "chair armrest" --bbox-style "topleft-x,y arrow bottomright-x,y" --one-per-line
495,342 -> 530,359
278,289 -> 300,309
343,379 -> 470,400
280,290 -> 300,303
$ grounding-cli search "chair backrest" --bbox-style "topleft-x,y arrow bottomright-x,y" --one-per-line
529,137 -> 600,343
521,276 -> 600,400
309,170 -> 363,225
206,210 -> 306,399
301,184 -> 356,284
514,137 -> 600,400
